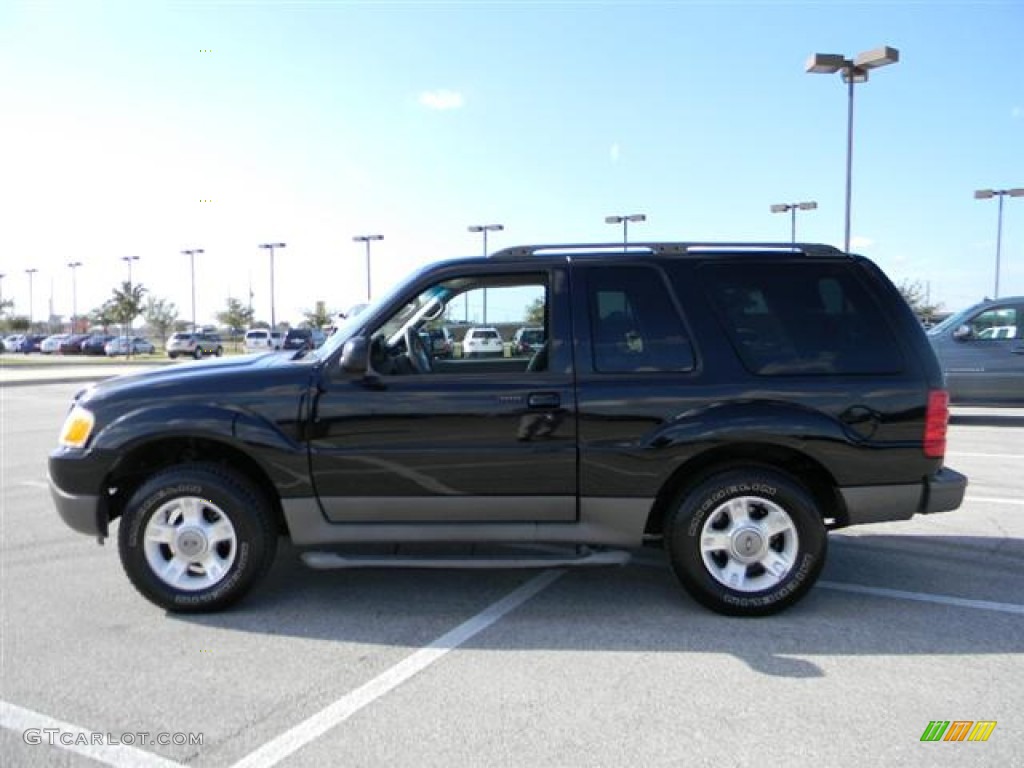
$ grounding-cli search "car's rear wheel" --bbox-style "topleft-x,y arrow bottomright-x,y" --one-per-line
665,467 -> 826,617
118,464 -> 278,613
193,347 -> 203,360
215,346 -> 223,357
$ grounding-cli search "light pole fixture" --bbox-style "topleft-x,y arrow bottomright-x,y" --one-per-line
974,188 -> 1024,299
67,261 -> 83,333
181,248 -> 204,332
467,225 -> 503,324
25,268 -> 38,327
467,224 -> 504,257
806,45 -> 899,253
352,235 -> 383,302
121,255 -> 140,287
770,202 -> 818,245
605,214 -> 646,251
258,242 -> 286,329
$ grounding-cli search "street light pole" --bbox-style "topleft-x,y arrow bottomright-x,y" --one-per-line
352,235 -> 384,302
974,188 -> 1024,298
67,261 -> 83,333
604,214 -> 646,251
181,248 -> 204,332
258,243 -> 286,329
120,256 -> 140,340
806,46 -> 899,253
25,268 -> 38,329
468,224 -> 504,323
770,202 -> 818,245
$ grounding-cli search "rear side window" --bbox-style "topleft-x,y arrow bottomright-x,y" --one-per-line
585,266 -> 694,373
700,261 -> 903,375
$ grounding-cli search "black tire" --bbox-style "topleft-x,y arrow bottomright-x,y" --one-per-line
168,352 -> 178,360
193,347 -> 203,360
665,467 -> 826,617
118,464 -> 278,613
215,346 -> 223,357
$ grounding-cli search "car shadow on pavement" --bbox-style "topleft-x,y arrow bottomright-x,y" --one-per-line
173,534 -> 1023,680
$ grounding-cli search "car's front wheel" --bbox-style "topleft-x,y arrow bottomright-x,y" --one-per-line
665,467 -> 826,617
193,347 -> 203,360
118,464 -> 278,613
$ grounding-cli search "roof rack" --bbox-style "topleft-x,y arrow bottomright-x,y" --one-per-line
488,242 -> 846,260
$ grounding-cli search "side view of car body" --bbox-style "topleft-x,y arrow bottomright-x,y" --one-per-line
48,241 -> 967,618
512,327 -> 545,356
927,295 -> 1024,405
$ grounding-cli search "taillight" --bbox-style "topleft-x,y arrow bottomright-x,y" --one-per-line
924,389 -> 949,459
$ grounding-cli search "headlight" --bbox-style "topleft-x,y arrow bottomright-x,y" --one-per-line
58,405 -> 95,449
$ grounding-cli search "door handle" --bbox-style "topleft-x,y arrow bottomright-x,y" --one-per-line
527,392 -> 560,409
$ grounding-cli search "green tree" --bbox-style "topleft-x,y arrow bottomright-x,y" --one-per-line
215,297 -> 254,334
524,297 -> 545,326
0,297 -> 13,317
897,279 -> 942,325
143,297 -> 179,343
5,315 -> 30,332
303,301 -> 330,329
90,300 -> 119,333
110,282 -> 147,329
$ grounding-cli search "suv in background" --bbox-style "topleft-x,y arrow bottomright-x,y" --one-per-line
49,242 -> 966,617
283,328 -> 325,351
166,332 -> 223,359
422,327 -> 454,358
462,326 -> 504,358
244,329 -> 283,353
512,327 -> 545,356
927,295 -> 1024,405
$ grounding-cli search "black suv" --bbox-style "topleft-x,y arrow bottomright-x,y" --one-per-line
49,242 -> 966,616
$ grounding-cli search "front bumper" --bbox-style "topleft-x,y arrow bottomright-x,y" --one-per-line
49,450 -> 113,538
839,467 -> 968,527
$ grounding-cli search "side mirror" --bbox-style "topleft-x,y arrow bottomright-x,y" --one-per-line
952,324 -> 972,342
340,337 -> 369,373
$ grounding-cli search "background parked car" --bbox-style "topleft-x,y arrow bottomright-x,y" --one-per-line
166,332 -> 223,359
243,329 -> 284,353
462,326 -> 504,358
80,334 -> 115,356
282,328 -> 324,350
8,333 -> 46,353
58,334 -> 92,355
421,327 -> 454,358
40,334 -> 70,354
105,336 -> 156,356
511,327 -> 545,356
927,295 -> 1024,405
2,334 -> 25,353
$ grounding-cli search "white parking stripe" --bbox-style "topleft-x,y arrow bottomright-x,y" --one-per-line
232,569 -> 565,768
965,495 -> 1024,505
0,700 -> 184,768
817,581 -> 1024,615
949,452 -> 1024,460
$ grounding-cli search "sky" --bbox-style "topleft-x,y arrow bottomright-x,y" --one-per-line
1,0 -> 1022,330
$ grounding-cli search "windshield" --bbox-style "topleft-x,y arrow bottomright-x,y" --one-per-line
927,303 -> 982,336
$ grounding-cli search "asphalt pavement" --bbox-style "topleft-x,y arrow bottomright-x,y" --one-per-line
1,379 -> 1021,768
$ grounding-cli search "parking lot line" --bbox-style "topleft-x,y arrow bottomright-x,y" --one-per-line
231,569 -> 565,768
817,581 -> 1024,615
965,495 -> 1024,505
0,700 -> 185,768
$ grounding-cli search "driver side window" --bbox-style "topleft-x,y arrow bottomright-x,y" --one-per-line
368,274 -> 549,376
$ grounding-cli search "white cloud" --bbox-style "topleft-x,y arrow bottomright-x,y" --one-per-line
418,89 -> 465,110
610,142 -> 620,163
850,236 -> 874,249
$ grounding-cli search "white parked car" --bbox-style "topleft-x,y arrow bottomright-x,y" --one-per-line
244,329 -> 284,353
41,334 -> 70,354
105,336 -> 156,356
462,326 -> 504,358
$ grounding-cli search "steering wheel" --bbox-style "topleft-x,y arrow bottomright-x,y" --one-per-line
404,327 -> 432,374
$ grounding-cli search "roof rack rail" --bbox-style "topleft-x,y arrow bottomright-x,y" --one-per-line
488,242 -> 846,260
